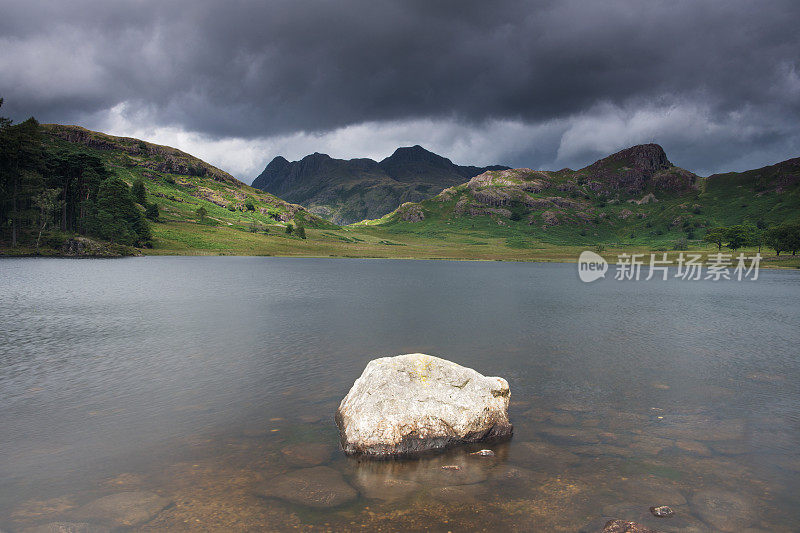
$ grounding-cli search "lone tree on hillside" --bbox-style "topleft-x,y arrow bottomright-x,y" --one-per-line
145,202 -> 159,222
34,188 -> 61,249
131,178 -> 146,205
285,223 -> 294,235
747,224 -> 764,253
724,225 -> 754,251
196,205 -> 207,222
703,227 -> 726,250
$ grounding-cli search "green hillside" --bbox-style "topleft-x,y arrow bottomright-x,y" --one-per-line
700,158 -> 800,226
2,119 -> 797,266
31,124 -> 342,253
361,145 -> 800,252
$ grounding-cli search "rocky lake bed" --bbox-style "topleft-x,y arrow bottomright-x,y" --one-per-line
4,395 -> 798,532
1,258 -> 798,531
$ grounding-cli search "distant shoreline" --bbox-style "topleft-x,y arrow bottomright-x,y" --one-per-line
2,245 -> 798,270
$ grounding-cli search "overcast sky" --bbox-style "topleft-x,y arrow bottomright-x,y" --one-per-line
2,0 -> 798,181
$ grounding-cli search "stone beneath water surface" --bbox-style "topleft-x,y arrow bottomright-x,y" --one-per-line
649,505 -> 674,518
617,479 -> 687,507
689,489 -> 756,532
257,466 -> 357,508
538,425 -> 600,444
601,519 -> 657,533
353,473 -> 421,502
19,524 -> 111,533
470,449 -> 495,457
488,465 -> 548,492
513,440 -> 581,470
280,442 -> 334,467
72,491 -> 171,528
347,449 -> 493,492
336,353 -> 512,456
19,523 -> 111,533
428,483 -> 490,504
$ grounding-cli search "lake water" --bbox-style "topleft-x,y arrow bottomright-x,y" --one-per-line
0,257 -> 798,532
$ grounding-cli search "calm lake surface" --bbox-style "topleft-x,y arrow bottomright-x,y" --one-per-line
1,257 -> 798,532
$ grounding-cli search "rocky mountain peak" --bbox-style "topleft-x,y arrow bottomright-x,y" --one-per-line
601,143 -> 672,173
303,152 -> 332,161
251,145 -> 509,224
384,145 -> 449,165
577,143 -> 676,193
265,155 -> 290,171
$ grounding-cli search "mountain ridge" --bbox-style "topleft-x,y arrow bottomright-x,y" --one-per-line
367,143 -> 799,248
7,124 -> 797,260
251,145 -> 510,224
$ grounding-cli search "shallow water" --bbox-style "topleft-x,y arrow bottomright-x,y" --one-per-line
0,257 -> 798,531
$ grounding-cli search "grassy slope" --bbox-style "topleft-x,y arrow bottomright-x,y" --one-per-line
292,176 -> 433,226
38,125 -> 337,249
354,155 -> 800,268
23,126 -> 799,268
700,158 -> 800,226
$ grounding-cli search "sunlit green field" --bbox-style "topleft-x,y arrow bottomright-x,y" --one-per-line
143,217 -> 800,269
14,125 -> 794,270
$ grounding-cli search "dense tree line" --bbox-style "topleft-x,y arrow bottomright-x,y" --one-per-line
0,99 -> 151,249
764,222 -> 800,256
704,222 -> 800,255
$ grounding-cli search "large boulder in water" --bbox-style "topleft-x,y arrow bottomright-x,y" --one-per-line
335,353 -> 512,456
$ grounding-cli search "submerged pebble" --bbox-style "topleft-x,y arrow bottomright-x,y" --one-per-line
616,480 -> 687,508
689,489 -> 756,532
514,440 -> 581,469
280,442 -> 333,467
19,523 -> 111,533
429,483 -> 489,504
602,519 -> 657,532
538,425 -> 601,444
649,505 -> 674,517
72,491 -> 171,528
470,449 -> 495,457
257,466 -> 356,508
352,474 -> 420,502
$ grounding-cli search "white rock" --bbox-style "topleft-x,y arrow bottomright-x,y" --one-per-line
335,353 -> 512,456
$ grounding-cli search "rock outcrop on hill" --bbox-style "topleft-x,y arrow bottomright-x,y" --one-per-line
373,144 -> 765,236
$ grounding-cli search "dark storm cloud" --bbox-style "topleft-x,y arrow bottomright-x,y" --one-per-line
1,0 -> 799,175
